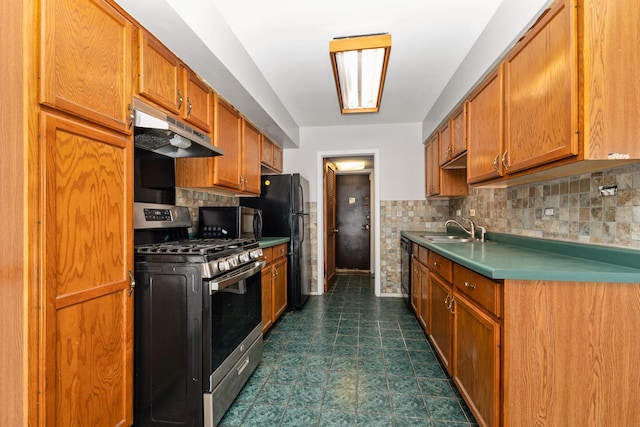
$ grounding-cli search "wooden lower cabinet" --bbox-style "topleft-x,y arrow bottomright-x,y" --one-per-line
429,272 -> 453,375
411,255 -> 429,331
452,292 -> 500,427
261,243 -> 288,333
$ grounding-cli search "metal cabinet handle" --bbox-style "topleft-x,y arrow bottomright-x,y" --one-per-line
177,89 -> 183,110
128,270 -> 136,296
450,297 -> 455,314
493,153 -> 500,174
501,150 -> 509,172
187,97 -> 193,116
464,281 -> 476,290
127,104 -> 134,130
433,261 -> 441,268
444,293 -> 450,307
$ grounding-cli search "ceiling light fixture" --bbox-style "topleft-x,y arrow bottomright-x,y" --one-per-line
335,160 -> 366,171
329,33 -> 391,114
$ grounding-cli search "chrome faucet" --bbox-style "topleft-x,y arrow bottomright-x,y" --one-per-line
445,217 -> 475,240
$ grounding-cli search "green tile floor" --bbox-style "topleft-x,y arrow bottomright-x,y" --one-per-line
219,275 -> 478,426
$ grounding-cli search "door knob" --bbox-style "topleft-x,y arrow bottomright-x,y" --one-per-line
363,224 -> 370,230
333,229 -> 339,233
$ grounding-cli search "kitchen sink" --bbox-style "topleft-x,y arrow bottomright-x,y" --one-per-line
422,234 -> 475,243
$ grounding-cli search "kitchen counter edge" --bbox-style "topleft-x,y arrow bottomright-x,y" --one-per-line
402,230 -> 640,283
258,237 -> 290,248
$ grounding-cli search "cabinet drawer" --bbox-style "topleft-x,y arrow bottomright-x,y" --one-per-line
412,243 -> 428,265
261,247 -> 273,265
273,243 -> 288,260
453,264 -> 501,317
428,251 -> 453,282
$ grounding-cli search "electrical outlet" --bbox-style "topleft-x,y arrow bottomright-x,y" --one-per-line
469,209 -> 476,217
544,208 -> 555,216
599,185 -> 618,197
456,209 -> 461,217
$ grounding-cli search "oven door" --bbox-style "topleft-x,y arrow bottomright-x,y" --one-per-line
202,260 -> 265,384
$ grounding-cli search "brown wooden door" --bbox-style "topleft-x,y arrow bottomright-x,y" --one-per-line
41,112 -> 133,426
438,121 -> 451,166
335,174 -> 370,271
453,292 -> 501,427
272,145 -> 283,172
504,0 -> 578,173
138,30 -> 181,115
429,272 -> 453,375
324,160 -> 337,291
419,262 -> 429,333
241,120 -> 262,195
181,66 -> 213,133
467,66 -> 504,184
40,0 -> 134,134
411,257 -> 421,316
273,257 -> 288,319
451,107 -> 466,159
261,266 -> 273,333
214,97 -> 243,190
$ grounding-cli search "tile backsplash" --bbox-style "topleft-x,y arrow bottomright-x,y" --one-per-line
176,188 -> 238,236
450,163 -> 640,249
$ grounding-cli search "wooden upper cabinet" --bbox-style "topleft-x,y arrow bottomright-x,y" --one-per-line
182,66 -> 213,133
582,0 -> 640,159
261,136 -> 283,173
467,66 -> 504,184
40,0 -> 134,134
138,30 -> 181,115
439,107 -> 467,168
504,0 -> 578,174
439,121 -> 452,166
242,120 -> 262,195
213,96 -> 243,190
425,135 -> 440,197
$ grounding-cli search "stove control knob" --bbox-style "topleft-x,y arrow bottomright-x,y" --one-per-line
227,257 -> 239,268
250,249 -> 263,259
218,260 -> 230,272
238,252 -> 250,263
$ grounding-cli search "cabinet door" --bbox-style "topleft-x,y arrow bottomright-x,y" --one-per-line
504,0 -> 578,173
273,257 -> 288,320
138,30 -> 181,115
214,97 -> 243,190
453,293 -> 500,427
261,267 -> 273,333
438,121 -> 451,166
425,135 -> 440,197
182,67 -> 213,133
272,144 -> 283,172
40,0 -> 133,134
261,137 -> 275,168
411,257 -> 421,318
467,66 -> 504,184
451,107 -> 466,159
41,112 -> 133,426
242,120 -> 262,195
429,272 -> 453,375
419,262 -> 430,333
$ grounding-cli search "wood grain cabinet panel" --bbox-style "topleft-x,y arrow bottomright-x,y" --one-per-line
261,136 -> 283,173
40,0 -> 134,133
272,256 -> 288,320
504,0 -> 578,174
453,292 -> 500,427
429,272 -> 453,375
213,97 -> 243,190
261,244 -> 288,333
242,120 -> 262,195
182,66 -> 213,133
41,112 -> 133,427
138,30 -> 182,115
466,66 -> 504,184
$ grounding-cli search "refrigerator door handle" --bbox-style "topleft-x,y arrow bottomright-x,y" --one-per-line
297,183 -> 304,214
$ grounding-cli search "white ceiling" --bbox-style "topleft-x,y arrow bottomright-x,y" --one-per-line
115,0 -> 551,148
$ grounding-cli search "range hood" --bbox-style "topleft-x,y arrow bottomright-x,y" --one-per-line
133,98 -> 224,158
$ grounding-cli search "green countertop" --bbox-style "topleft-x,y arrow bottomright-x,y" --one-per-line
258,237 -> 290,248
402,231 -> 640,283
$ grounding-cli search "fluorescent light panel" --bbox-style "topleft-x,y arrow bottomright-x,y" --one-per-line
330,34 -> 391,114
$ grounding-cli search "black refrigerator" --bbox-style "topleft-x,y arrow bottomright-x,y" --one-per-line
241,173 -> 311,310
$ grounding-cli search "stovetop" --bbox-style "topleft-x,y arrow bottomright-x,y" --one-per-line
135,237 -> 256,256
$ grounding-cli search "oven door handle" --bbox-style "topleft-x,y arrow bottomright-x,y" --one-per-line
209,259 -> 266,294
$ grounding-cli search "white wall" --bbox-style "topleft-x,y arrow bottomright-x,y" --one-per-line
284,122 -> 424,202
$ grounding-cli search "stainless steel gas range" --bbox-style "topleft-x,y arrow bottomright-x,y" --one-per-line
133,202 -> 265,427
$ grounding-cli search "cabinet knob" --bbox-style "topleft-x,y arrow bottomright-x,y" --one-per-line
128,270 -> 136,296
187,97 -> 193,116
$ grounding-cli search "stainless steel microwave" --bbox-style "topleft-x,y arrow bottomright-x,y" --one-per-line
198,206 -> 262,240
